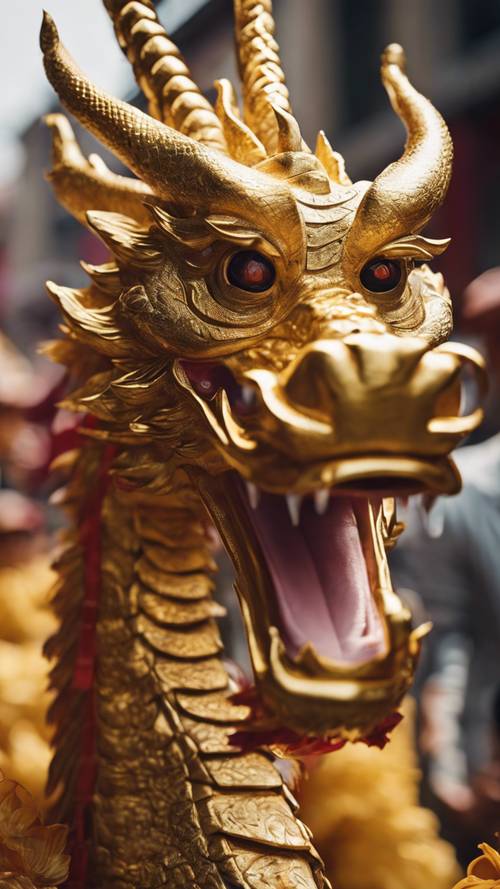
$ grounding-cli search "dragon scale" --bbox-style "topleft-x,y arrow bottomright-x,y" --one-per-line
46,438 -> 325,888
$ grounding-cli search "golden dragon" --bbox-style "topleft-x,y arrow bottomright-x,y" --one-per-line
34,1 -> 487,886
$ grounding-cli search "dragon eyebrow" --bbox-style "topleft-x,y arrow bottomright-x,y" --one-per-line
204,215 -> 282,258
377,235 -> 451,261
148,204 -> 283,260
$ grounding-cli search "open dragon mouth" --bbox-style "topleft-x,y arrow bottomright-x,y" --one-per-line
194,466 -> 424,740
240,487 -> 387,666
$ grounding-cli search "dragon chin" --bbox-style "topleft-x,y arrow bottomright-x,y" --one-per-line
192,467 -> 432,741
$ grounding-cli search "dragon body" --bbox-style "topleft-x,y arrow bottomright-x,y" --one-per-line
48,443 -> 323,888
37,1 -> 486,886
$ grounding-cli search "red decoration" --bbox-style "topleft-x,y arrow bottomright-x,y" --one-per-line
230,685 -> 403,757
66,430 -> 117,889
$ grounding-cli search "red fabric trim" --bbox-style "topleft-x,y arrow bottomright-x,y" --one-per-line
66,438 -> 116,889
230,686 -> 403,756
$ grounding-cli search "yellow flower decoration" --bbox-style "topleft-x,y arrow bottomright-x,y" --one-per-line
0,774 -> 69,888
453,844 -> 500,888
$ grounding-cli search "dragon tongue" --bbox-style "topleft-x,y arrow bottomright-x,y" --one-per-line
242,487 -> 386,665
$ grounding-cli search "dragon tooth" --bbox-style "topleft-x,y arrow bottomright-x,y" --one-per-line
245,481 -> 260,509
286,493 -> 303,526
314,488 -> 330,515
240,384 -> 256,407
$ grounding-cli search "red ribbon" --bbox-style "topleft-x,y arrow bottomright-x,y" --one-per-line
66,439 -> 116,888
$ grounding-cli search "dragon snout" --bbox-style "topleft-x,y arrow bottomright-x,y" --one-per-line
176,333 -> 486,496
247,332 -> 487,494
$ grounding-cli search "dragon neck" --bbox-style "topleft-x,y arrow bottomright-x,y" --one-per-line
47,437 -> 327,889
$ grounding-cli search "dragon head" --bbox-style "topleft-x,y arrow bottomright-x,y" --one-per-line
41,1 -> 485,742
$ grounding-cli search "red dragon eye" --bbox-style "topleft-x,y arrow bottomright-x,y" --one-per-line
360,258 -> 402,293
227,250 -> 276,293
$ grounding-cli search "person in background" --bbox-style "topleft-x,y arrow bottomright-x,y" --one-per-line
391,268 -> 500,864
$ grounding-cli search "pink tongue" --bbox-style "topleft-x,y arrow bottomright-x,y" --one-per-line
245,493 -> 385,664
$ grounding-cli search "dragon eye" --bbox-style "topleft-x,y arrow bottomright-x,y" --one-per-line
360,258 -> 402,293
226,250 -> 275,293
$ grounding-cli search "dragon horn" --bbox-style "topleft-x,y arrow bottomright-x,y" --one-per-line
40,14 -> 303,254
344,44 -> 453,273
234,0 -> 294,155
102,0 -> 227,154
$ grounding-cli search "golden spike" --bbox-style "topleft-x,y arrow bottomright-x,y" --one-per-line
214,78 -> 267,165
343,44 -> 453,274
273,105 -> 303,154
102,0 -> 227,154
45,281 -> 145,358
86,211 -> 162,269
40,13 -> 305,265
234,0 -> 292,154
315,130 -> 352,186
80,261 -> 122,297
44,113 -> 154,227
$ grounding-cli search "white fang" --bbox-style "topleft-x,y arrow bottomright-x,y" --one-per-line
314,488 -> 330,515
286,493 -> 303,526
246,481 -> 260,509
241,384 -> 256,407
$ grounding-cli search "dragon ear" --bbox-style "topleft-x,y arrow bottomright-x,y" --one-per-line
344,44 -> 453,273
44,114 -> 154,227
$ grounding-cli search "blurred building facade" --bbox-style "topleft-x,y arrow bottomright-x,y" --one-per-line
4,0 -> 500,358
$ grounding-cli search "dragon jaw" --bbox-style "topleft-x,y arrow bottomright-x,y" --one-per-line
197,471 -> 419,741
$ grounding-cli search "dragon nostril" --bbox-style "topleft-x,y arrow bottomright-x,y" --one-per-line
429,343 -> 487,433
458,361 -> 483,418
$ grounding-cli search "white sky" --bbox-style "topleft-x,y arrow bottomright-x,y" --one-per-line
0,0 -> 206,184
